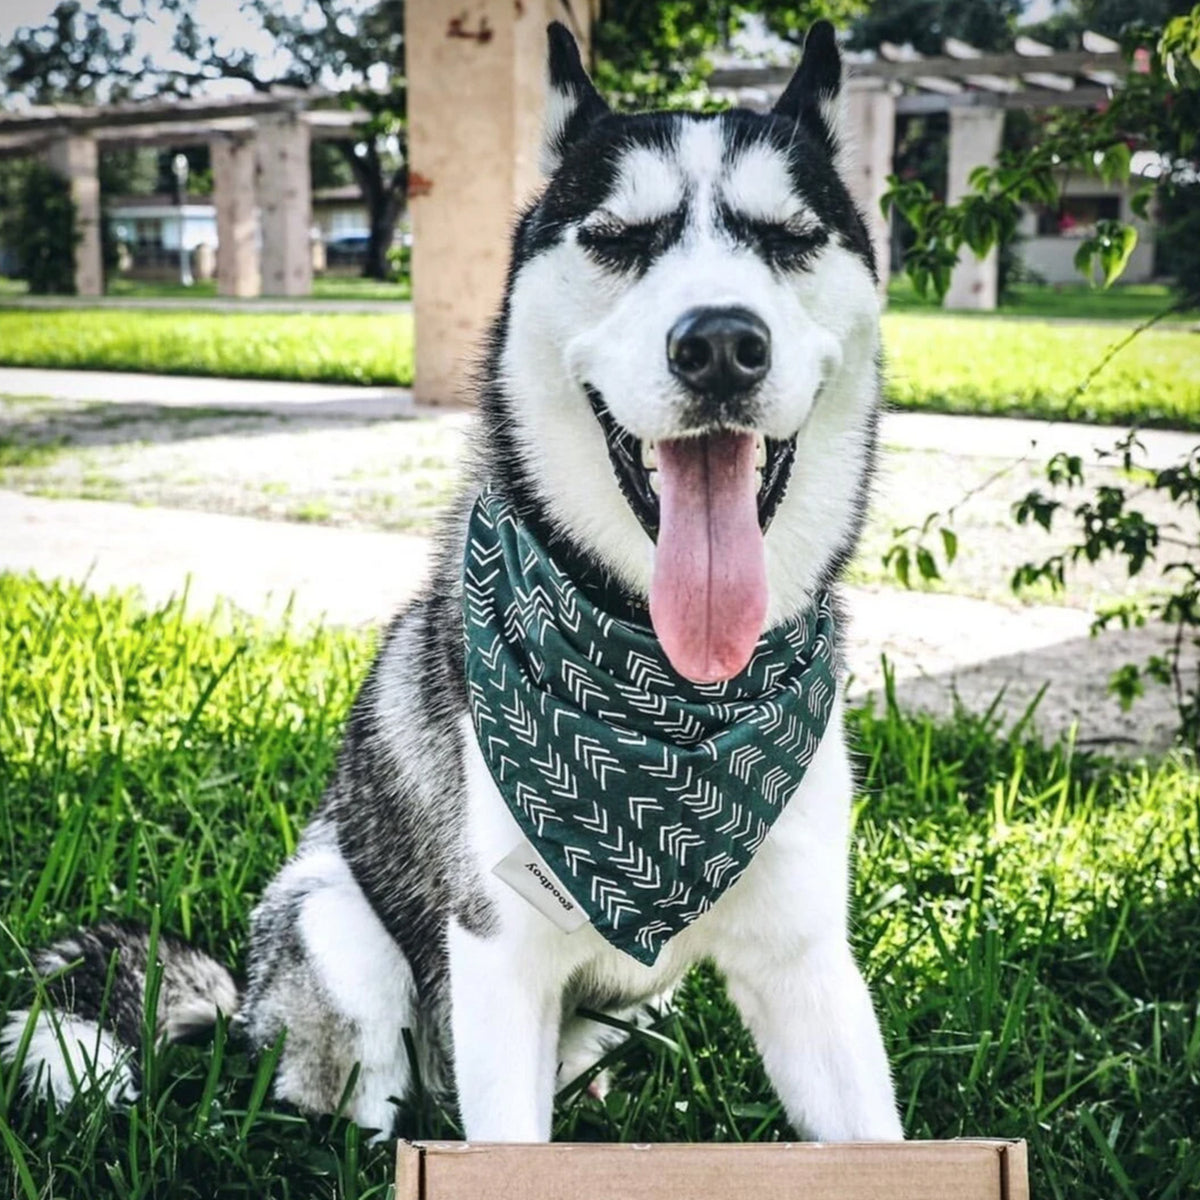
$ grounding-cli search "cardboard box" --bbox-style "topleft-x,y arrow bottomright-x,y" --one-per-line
396,1139 -> 1029,1200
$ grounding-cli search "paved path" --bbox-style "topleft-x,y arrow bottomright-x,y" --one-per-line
1,489 -> 431,629
0,367 -> 413,419
877,410 -> 1196,469
0,295 -> 411,314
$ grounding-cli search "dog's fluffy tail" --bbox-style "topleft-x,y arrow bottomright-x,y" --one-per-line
0,921 -> 239,1105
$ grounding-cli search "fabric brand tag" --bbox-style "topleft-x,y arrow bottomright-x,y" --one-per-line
492,841 -> 591,934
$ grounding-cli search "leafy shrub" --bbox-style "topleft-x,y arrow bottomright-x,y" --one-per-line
14,161 -> 79,295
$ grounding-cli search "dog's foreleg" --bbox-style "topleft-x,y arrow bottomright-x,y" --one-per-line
722,936 -> 903,1141
447,917 -> 560,1141
712,704 -> 903,1141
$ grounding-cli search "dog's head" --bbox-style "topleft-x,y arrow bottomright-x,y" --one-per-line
492,22 -> 881,684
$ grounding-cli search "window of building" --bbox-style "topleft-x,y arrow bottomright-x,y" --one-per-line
1036,195 -> 1121,238
133,217 -> 164,249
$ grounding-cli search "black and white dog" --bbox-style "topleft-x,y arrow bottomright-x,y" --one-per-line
2,22 -> 901,1143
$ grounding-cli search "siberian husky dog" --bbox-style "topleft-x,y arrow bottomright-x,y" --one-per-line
2,22 -> 901,1143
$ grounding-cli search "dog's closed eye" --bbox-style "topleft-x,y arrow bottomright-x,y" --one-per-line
578,208 -> 687,273
721,206 -> 829,271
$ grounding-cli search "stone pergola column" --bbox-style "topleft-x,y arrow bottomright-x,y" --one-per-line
255,111 -> 313,296
45,134 -> 102,297
944,105 -> 1005,311
405,0 -> 596,405
211,132 -> 261,298
844,82 -> 896,298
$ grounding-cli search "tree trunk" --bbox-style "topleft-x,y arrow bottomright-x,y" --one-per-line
338,138 -> 407,281
363,190 -> 402,280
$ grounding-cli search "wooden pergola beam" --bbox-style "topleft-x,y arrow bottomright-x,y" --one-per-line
893,84 -> 1112,114
0,90 -> 357,137
709,47 -> 1127,90
0,110 -> 367,157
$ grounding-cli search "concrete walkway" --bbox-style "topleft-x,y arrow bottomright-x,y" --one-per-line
1,489 -> 430,628
877,409 -> 1196,470
0,295 -> 411,314
0,367 -> 413,419
2,483 -> 1085,653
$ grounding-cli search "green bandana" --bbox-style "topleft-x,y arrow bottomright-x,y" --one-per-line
463,488 -> 838,966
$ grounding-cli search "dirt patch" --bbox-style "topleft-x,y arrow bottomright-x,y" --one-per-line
0,395 -> 470,535
852,439 -> 1198,612
844,588 -> 1191,755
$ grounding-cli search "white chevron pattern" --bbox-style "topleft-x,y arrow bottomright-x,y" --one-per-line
658,823 -> 704,865
627,795 -> 664,829
514,782 -> 561,837
574,734 -> 626,787
590,875 -> 638,929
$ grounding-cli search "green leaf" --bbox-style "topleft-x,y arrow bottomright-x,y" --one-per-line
1108,663 -> 1143,711
1073,239 -> 1096,281
0,1117 -> 39,1200
577,1007 -> 681,1056
940,527 -> 958,565
884,544 -> 912,589
916,546 -> 940,581
1099,223 -> 1138,289
1099,143 -> 1131,186
962,204 -> 993,257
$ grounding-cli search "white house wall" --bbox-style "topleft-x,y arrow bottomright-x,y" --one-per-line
109,205 -> 217,251
1016,175 -> 1157,285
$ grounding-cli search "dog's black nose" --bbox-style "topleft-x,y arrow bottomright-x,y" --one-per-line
666,306 -> 771,397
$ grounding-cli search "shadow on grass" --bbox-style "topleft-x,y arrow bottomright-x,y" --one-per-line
0,397 -> 416,458
874,620 -> 1191,759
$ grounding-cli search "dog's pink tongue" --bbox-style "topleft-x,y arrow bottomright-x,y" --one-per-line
649,432 -> 767,684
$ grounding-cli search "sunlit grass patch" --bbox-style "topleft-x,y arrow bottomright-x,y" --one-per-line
883,313 -> 1200,429
1,305 -> 1196,430
0,309 -> 414,387
886,276 -> 1198,324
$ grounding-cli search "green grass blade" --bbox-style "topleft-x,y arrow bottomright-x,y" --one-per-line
0,1115 -> 40,1200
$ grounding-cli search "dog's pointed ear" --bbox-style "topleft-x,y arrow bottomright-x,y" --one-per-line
541,21 -> 609,176
772,21 -> 846,162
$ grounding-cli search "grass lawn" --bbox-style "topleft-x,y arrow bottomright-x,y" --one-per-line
0,275 -> 411,303
887,276 -> 1199,324
0,310 -> 414,387
105,276 -> 412,303
884,313 -> 1200,429
1,573 -> 1197,1197
4,275 -> 1185,319
1,305 -> 1196,430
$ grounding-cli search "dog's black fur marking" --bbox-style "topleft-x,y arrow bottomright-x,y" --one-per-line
772,20 -> 842,154
546,19 -> 610,162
